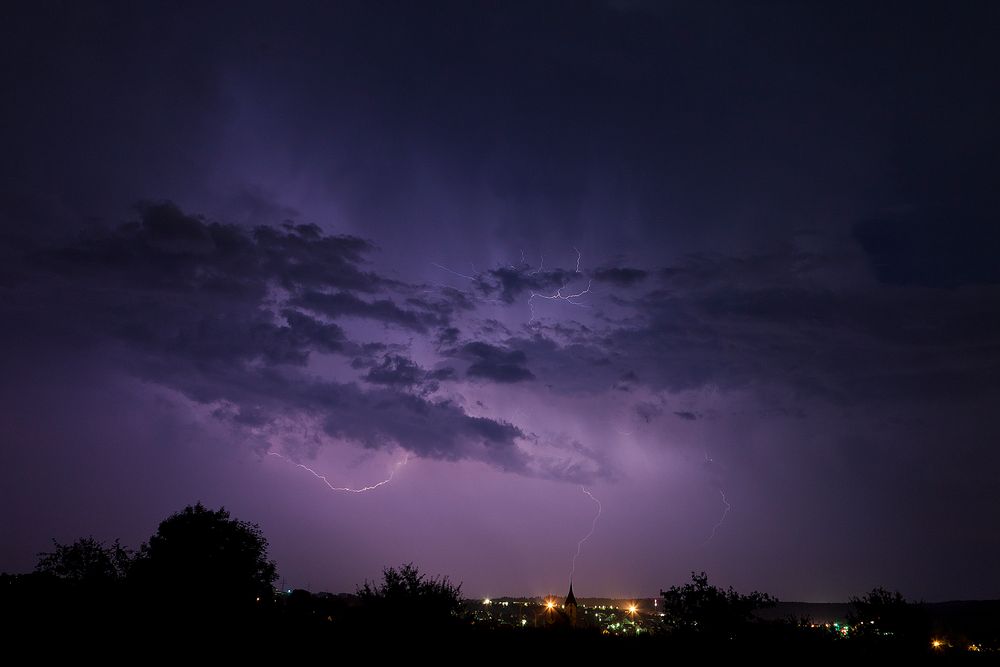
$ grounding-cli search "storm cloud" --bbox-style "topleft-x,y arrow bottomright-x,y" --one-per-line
0,202 -> 557,477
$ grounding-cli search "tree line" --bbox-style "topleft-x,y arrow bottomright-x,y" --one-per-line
0,502 -> 955,655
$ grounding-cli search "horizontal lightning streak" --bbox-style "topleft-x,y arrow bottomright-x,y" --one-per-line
432,249 -> 591,322
430,262 -> 476,281
529,279 -> 592,321
269,451 -> 410,494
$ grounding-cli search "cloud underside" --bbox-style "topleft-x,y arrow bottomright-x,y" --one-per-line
6,202 -> 550,476
3,201 -> 1000,481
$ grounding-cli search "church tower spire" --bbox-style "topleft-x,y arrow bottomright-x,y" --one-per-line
565,582 -> 578,626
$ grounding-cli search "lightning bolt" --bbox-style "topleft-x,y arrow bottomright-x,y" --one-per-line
268,451 -> 410,494
433,249 -> 592,322
705,488 -> 731,544
528,251 -> 544,275
430,262 -> 476,281
528,279 -> 593,322
569,486 -> 602,586
528,247 -> 591,321
426,262 -> 506,308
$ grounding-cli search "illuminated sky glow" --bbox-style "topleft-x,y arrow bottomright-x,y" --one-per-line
2,1 -> 999,602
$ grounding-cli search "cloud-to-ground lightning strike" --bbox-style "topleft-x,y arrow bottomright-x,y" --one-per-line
569,486 -> 602,587
701,450 -> 732,544
269,451 -> 410,494
705,488 -> 731,544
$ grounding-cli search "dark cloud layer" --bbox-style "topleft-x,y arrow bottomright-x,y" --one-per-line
592,267 -> 648,287
457,342 -> 536,383
476,265 -> 582,304
293,290 -> 441,332
362,353 -> 455,392
2,202 -> 545,475
52,198 -> 1000,480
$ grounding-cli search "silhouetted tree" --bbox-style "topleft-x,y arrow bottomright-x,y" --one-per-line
660,571 -> 776,640
849,586 -> 928,644
35,537 -> 133,585
357,563 -> 463,629
0,537 -> 137,626
130,502 -> 277,620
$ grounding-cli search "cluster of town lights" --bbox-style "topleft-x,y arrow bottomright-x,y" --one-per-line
476,598 -> 988,649
483,597 -> 639,615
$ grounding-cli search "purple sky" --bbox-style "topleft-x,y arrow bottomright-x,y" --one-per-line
2,1 -> 1000,602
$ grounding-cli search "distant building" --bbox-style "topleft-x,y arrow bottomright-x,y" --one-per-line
534,583 -> 579,629
565,583 -> 578,627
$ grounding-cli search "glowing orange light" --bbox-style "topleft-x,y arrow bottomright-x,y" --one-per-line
546,600 -> 555,610
932,640 -> 944,649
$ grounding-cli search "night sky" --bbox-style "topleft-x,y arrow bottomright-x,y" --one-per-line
3,1 -> 999,602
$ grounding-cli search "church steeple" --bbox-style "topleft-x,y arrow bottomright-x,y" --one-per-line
565,582 -> 578,626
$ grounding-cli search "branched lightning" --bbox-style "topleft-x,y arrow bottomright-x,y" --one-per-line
269,451 -> 410,494
528,247 -> 591,321
432,249 -> 592,322
569,485 -> 602,586
528,279 -> 592,322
